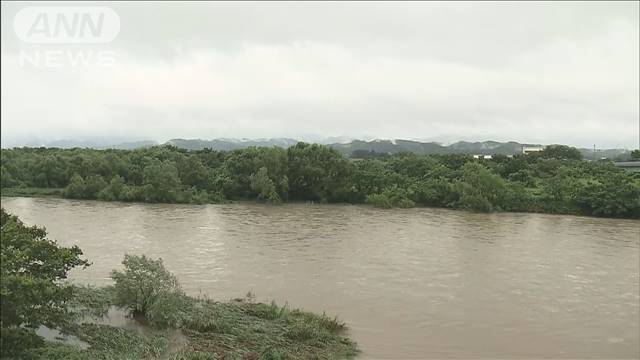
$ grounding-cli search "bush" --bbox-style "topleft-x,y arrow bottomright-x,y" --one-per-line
0,328 -> 44,358
412,178 -> 458,207
250,167 -> 281,203
64,174 -> 86,199
190,189 -> 211,204
457,184 -> 493,212
84,175 -> 108,199
97,175 -> 126,201
502,182 -> 533,211
574,174 -> 640,218
120,185 -> 145,202
110,255 -> 185,327
147,291 -> 191,329
456,162 -> 509,212
366,186 -> 415,208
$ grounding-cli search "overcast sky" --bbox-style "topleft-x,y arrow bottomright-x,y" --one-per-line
1,1 -> 638,148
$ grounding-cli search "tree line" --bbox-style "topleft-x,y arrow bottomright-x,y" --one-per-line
1,143 -> 639,218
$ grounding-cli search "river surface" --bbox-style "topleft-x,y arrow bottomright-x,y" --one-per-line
2,197 -> 639,359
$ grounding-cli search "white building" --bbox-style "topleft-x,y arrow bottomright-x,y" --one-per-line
522,146 -> 544,154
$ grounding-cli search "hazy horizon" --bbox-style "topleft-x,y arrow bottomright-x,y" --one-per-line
1,134 -> 635,151
2,2 -> 639,149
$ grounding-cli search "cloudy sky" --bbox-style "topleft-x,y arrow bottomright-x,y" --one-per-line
1,1 -> 638,148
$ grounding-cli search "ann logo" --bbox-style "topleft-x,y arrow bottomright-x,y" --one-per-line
14,7 -> 120,44
27,11 -> 105,39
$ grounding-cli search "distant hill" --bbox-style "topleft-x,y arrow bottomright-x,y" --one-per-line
165,138 -> 535,155
109,140 -> 159,150
447,141 -> 527,155
155,138 -> 635,160
165,138 -> 299,151
330,139 -> 447,155
330,139 -> 539,156
2,137 -> 632,160
2,138 -> 158,150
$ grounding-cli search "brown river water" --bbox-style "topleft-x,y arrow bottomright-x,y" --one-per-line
2,197 -> 639,359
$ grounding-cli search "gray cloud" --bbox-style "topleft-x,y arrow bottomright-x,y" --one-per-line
1,1 -> 638,148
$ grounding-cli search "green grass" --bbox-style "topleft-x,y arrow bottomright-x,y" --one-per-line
181,299 -> 357,359
15,324 -> 169,360
0,187 -> 64,198
12,288 -> 358,360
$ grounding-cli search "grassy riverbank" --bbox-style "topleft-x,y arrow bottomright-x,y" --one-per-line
0,187 -> 64,198
20,287 -> 357,360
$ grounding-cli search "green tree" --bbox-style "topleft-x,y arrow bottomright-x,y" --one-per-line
538,145 -> 582,160
177,155 -> 209,189
222,147 -> 288,199
287,143 -> 353,202
1,144 -> 638,219
387,153 -> 441,179
64,174 -> 87,199
111,255 -> 186,328
84,175 -> 108,199
0,209 -> 89,354
0,166 -> 19,188
250,167 -> 281,203
543,166 -> 576,202
366,186 -> 415,208
457,162 -> 508,212
98,175 -> 126,201
142,160 -> 181,203
574,173 -> 640,218
412,178 -> 458,207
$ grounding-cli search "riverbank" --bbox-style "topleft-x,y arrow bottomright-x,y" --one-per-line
0,187 -> 64,198
22,286 -> 358,360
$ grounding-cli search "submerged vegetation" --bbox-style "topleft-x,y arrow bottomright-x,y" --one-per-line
1,143 -> 639,218
0,209 -> 357,359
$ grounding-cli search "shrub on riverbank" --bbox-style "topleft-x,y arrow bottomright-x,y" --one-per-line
111,254 -> 187,328
366,186 -> 415,208
105,255 -> 358,358
14,286 -> 357,360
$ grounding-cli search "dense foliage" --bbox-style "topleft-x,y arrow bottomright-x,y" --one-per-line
0,208 -> 89,358
111,255 -> 188,329
1,143 -> 639,218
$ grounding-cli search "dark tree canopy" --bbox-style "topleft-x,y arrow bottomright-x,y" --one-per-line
0,209 -> 89,330
538,145 -> 583,160
1,144 -> 639,218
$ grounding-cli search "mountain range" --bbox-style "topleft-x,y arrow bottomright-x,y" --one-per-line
1,137 -> 632,160
165,138 -> 630,160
